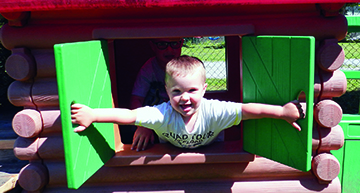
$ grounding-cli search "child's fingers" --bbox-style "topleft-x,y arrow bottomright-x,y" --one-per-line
136,137 -> 145,151
141,137 -> 150,151
131,136 -> 139,150
74,125 -> 86,132
292,122 -> 302,131
71,103 -> 84,110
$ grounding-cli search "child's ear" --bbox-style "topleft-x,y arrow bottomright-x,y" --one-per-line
202,83 -> 208,93
165,84 -> 170,95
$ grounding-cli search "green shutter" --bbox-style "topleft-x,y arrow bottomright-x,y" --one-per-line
242,36 -> 314,172
55,40 -> 115,189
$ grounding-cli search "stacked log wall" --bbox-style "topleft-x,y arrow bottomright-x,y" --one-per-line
310,37 -> 347,183
0,3 -> 348,192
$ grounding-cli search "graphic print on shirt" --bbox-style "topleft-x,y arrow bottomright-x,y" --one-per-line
161,130 -> 215,148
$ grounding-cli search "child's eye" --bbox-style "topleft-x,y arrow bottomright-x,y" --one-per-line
189,88 -> 197,92
172,89 -> 181,94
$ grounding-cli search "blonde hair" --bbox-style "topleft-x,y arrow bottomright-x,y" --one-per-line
165,55 -> 206,84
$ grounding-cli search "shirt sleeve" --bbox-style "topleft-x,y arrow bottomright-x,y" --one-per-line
135,102 -> 171,130
204,99 -> 243,130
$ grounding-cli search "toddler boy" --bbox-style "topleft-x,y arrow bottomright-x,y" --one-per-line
71,55 -> 303,149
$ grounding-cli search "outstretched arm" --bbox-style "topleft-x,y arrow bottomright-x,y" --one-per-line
71,103 -> 137,132
242,101 -> 304,131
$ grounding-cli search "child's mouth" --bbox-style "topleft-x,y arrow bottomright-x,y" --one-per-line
180,104 -> 192,112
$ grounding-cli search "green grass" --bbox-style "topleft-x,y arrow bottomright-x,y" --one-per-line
206,78 -> 227,91
347,79 -> 360,91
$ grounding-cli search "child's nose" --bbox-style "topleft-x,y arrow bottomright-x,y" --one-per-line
181,92 -> 190,100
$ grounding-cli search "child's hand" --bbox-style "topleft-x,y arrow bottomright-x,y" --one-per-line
71,103 -> 96,132
282,100 -> 305,131
131,127 -> 155,151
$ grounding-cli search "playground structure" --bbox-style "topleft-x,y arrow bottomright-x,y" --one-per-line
0,0 -> 358,192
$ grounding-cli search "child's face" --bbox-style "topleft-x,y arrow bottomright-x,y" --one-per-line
165,70 -> 207,119
151,38 -> 183,69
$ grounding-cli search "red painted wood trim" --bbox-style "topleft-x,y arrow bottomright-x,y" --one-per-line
0,0 -> 357,12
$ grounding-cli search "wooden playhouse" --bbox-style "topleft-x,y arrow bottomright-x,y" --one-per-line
0,0 -> 356,192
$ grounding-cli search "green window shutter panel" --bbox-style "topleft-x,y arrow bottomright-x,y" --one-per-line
55,40 -> 115,189
242,36 -> 314,172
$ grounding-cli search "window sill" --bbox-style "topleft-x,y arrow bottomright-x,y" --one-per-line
105,140 -> 254,166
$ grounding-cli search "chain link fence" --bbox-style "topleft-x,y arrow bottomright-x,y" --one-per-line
333,5 -> 360,114
334,37 -> 360,114
182,36 -> 227,91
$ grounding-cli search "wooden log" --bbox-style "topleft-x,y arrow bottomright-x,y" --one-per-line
37,136 -> 64,160
107,141 -> 253,166
13,137 -> 40,160
0,11 -> 30,27
299,70 -> 347,100
319,3 -> 345,17
32,49 -> 57,78
13,136 -> 64,160
316,39 -> 345,72
5,47 -> 36,81
18,163 -> 48,192
45,157 -> 311,186
31,78 -> 59,107
7,80 -> 32,107
314,70 -> 347,99
7,78 -> 59,107
314,100 -> 342,128
39,109 -> 62,135
312,153 -> 340,182
44,177 -> 341,193
13,109 -> 43,138
5,48 -> 56,80
12,109 -> 62,138
312,125 -> 344,152
15,139 -> 252,164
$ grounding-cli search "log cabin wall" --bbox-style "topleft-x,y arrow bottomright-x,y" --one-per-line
0,1 -> 353,192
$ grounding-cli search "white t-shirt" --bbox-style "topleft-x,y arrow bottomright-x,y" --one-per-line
135,98 -> 242,148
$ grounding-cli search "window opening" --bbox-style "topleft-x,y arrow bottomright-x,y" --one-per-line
113,37 -> 239,145
182,36 -> 227,91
